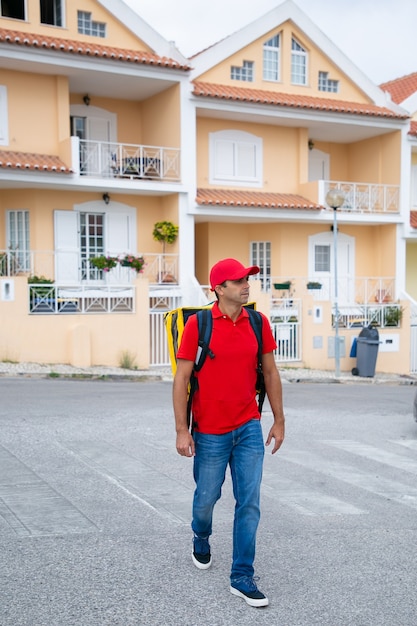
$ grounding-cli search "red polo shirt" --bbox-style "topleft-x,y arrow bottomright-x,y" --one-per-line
176,303 -> 277,434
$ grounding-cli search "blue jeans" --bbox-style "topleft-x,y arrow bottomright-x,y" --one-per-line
192,419 -> 265,580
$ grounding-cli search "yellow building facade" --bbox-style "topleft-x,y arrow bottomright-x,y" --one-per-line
0,0 -> 414,374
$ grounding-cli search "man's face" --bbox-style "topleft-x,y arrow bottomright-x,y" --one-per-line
216,275 -> 250,304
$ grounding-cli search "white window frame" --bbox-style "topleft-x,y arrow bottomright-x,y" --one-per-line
6,209 -> 30,272
77,10 -> 106,37
230,60 -> 254,82
263,34 -> 280,82
291,37 -> 308,86
318,71 -> 339,93
250,241 -> 271,290
0,85 -> 8,145
40,0 -> 65,27
0,0 -> 26,19
209,130 -> 263,187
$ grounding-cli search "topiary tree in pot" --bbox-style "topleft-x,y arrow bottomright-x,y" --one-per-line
152,221 -> 179,282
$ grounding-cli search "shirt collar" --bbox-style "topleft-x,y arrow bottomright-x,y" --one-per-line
211,301 -> 249,320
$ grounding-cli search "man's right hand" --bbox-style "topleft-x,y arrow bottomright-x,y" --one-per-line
176,430 -> 195,457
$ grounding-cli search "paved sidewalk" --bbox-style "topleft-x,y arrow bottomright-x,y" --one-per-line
0,360 -> 415,385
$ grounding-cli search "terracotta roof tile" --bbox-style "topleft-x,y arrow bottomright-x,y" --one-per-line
380,72 -> 417,104
0,28 -> 191,70
196,188 -> 322,210
0,150 -> 72,173
193,81 -> 408,119
409,121 -> 417,137
411,211 -> 417,229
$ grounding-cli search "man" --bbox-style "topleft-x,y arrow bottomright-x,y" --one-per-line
173,258 -> 285,608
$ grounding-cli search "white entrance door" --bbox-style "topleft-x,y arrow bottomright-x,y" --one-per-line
70,105 -> 117,176
308,148 -> 330,181
309,232 -> 355,304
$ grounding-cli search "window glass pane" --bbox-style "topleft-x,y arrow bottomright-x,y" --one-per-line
291,38 -> 307,85
318,71 -> 339,93
40,0 -> 63,26
314,245 -> 330,272
77,10 -> 106,37
231,61 -> 254,82
1,0 -> 25,19
70,117 -> 86,139
80,213 -> 105,280
263,35 -> 280,81
6,210 -> 30,271
250,241 -> 271,290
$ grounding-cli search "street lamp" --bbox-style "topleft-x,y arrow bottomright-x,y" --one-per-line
325,188 -> 345,378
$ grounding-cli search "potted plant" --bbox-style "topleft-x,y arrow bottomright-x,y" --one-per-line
273,280 -> 292,290
120,254 -> 145,273
307,281 -> 322,290
383,305 -> 403,327
152,221 -> 178,281
89,255 -> 118,272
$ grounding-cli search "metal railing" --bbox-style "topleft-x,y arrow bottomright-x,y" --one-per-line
0,249 -> 31,275
270,276 -> 396,305
29,284 -> 135,314
1,250 -> 179,286
334,304 -> 403,329
78,139 -> 181,181
320,180 -> 400,213
270,298 -> 302,362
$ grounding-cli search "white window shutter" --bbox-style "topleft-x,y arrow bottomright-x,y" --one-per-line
214,140 -> 234,178
237,142 -> 256,178
54,210 -> 80,285
106,213 -> 131,255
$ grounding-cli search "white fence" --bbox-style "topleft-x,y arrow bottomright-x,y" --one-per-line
149,294 -> 181,367
272,321 -> 301,362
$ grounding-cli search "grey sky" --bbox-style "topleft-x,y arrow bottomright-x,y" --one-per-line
124,0 -> 416,85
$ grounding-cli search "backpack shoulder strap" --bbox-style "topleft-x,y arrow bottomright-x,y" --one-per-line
246,308 -> 266,415
186,308 -> 215,430
246,308 -> 263,355
194,308 -> 215,372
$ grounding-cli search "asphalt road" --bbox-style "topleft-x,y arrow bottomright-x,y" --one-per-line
0,378 -> 416,626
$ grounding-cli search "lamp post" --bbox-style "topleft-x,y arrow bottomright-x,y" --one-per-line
325,188 -> 345,378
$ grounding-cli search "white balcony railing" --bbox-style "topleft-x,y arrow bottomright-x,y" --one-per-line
320,180 -> 400,213
1,250 -> 179,286
76,139 -> 180,181
29,284 -> 135,314
270,276 -> 396,305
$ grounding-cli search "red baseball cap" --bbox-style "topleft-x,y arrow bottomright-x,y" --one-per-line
210,258 -> 260,290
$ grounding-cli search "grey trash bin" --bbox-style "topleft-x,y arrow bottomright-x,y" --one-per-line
353,326 -> 379,377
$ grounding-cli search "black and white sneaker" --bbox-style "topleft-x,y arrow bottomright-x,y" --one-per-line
230,576 -> 269,607
192,535 -> 212,570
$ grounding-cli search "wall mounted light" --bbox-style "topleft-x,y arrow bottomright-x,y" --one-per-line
102,193 -> 110,205
308,139 -> 315,151
83,94 -> 91,106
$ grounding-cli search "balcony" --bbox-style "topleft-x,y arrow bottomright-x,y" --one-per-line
19,253 -> 179,315
0,250 -> 178,285
320,180 -> 400,213
270,276 -> 396,304
73,138 -> 181,182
